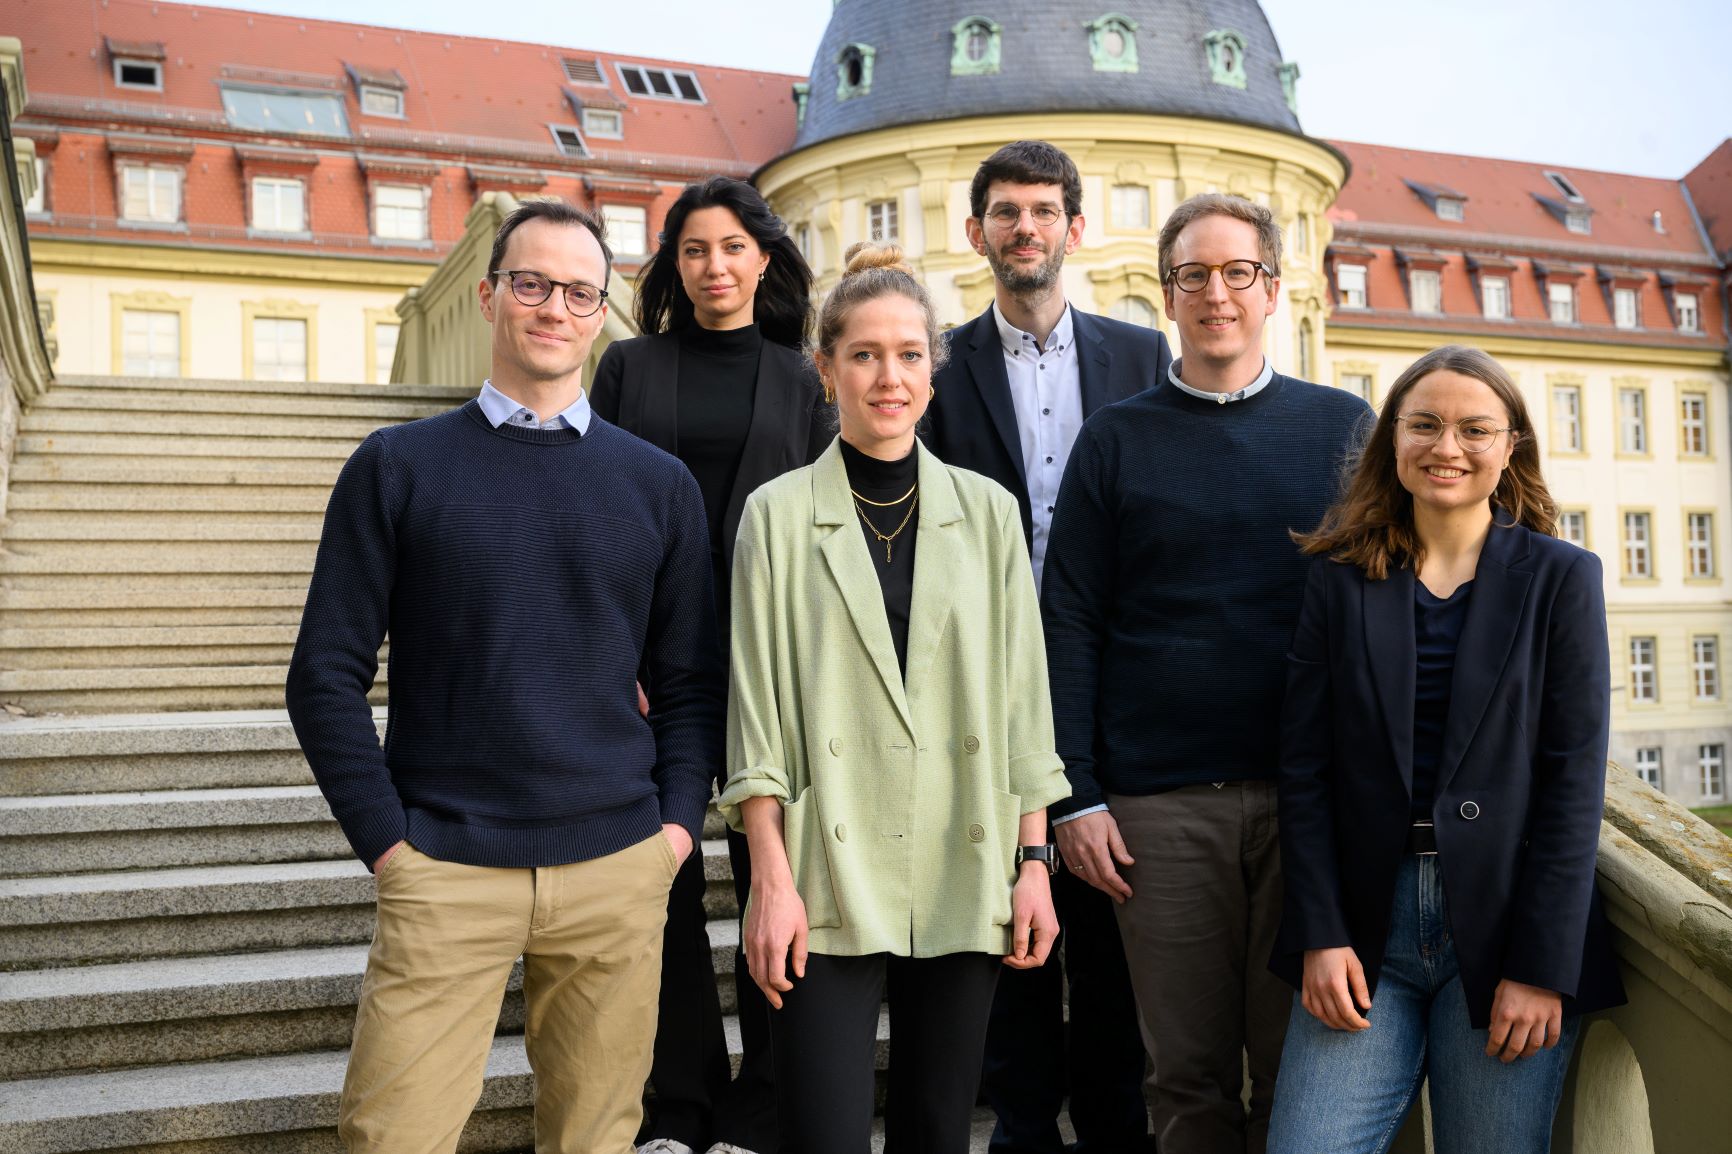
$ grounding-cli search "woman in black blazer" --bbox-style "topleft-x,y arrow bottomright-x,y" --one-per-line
592,177 -> 824,1154
1267,345 -> 1624,1154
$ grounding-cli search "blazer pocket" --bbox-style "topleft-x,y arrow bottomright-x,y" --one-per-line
782,786 -> 843,929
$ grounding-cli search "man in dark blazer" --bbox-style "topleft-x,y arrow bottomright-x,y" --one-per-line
926,140 -> 1171,1154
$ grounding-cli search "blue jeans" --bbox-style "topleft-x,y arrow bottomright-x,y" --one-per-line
1268,854 -> 1579,1154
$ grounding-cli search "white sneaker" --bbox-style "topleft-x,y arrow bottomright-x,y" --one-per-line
637,1142 -> 695,1154
708,1146 -> 760,1154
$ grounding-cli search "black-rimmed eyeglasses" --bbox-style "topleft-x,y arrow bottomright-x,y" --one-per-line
1166,260 -> 1272,293
494,270 -> 608,317
1395,412 -> 1514,453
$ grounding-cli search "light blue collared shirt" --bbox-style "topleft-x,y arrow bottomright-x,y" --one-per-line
477,380 -> 592,433
992,301 -> 1081,591
1166,357 -> 1274,404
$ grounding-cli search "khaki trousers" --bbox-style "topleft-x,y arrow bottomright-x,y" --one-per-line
339,832 -> 679,1154
1110,782 -> 1290,1154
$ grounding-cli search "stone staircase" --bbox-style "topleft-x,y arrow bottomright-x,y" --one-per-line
0,375 -> 474,714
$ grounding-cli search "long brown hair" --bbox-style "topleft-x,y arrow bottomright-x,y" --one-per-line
1297,345 -> 1558,579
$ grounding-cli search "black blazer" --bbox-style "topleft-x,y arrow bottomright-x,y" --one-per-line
1272,521 -> 1626,1029
925,305 -> 1173,544
589,331 -> 829,575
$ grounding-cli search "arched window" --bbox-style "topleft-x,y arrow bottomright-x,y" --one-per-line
1205,29 -> 1248,89
836,44 -> 876,101
951,16 -> 1002,76
1109,296 -> 1159,328
1087,13 -> 1140,73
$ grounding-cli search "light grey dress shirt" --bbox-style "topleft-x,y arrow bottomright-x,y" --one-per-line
993,301 -> 1081,591
477,379 -> 593,433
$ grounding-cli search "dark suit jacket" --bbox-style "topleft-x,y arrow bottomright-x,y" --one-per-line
589,331 -> 829,576
1271,521 -> 1626,1029
925,304 -> 1173,544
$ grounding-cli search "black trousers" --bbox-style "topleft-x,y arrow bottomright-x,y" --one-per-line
770,950 -> 1001,1154
983,865 -> 1152,1153
642,826 -> 778,1152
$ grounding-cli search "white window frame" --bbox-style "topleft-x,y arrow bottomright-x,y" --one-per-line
1110,184 -> 1150,231
120,164 -> 182,225
581,109 -> 623,139
1342,373 -> 1373,403
1634,746 -> 1662,789
249,176 -> 306,234
251,316 -> 309,382
1409,268 -> 1442,314
1436,197 -> 1465,222
359,86 -> 405,118
1676,292 -> 1700,333
1619,388 -> 1648,455
1336,263 -> 1367,309
1614,286 -> 1640,330
1558,510 -> 1587,547
1108,296 -> 1159,328
603,204 -> 648,258
1700,744 -> 1726,802
1482,275 -> 1511,320
549,125 -> 588,157
121,309 -> 181,377
1629,636 -> 1658,702
867,198 -> 899,244
1293,213 -> 1311,255
372,184 -> 428,242
1623,512 -> 1653,579
615,63 -> 705,103
1681,393 -> 1708,456
113,57 -> 163,91
1552,385 -> 1583,453
1693,636 -> 1721,701
1548,281 -> 1576,324
374,321 -> 399,384
1689,512 -> 1716,579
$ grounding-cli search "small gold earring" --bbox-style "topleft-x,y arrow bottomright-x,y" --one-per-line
929,385 -> 936,399
822,381 -> 835,404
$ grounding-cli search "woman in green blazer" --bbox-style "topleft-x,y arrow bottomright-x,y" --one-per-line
718,243 -> 1071,1153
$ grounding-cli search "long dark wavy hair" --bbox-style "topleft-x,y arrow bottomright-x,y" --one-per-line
632,177 -> 814,349
1296,344 -> 1558,579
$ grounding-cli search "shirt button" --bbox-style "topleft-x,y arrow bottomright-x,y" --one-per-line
1042,408 -> 1050,415
1047,505 -> 1054,513
968,823 -> 986,843
829,737 -> 844,756
963,735 -> 980,754
1045,456 -> 1053,464
1459,800 -> 1480,821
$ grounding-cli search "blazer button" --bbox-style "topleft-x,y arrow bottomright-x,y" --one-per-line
963,735 -> 980,754
968,823 -> 985,842
1459,800 -> 1481,821
829,737 -> 843,756
835,823 -> 848,842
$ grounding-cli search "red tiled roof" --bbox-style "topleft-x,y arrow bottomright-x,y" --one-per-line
1685,139 -> 1732,261
1329,140 -> 1713,260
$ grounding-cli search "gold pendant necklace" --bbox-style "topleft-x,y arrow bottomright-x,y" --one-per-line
849,481 -> 917,508
854,490 -> 919,562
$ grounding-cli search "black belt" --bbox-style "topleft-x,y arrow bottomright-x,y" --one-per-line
1404,821 -> 1438,855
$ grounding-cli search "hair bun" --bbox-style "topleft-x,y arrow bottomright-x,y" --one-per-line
842,241 -> 915,279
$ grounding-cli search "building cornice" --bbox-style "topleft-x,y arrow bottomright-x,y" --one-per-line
29,236 -> 434,287
1327,319 -> 1727,368
1331,219 -> 1720,272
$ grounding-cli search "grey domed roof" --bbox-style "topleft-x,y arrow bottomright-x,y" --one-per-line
792,1 -> 1302,151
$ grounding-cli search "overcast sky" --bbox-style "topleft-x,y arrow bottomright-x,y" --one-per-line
190,0 -> 1729,179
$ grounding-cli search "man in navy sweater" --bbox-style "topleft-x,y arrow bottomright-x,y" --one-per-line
1042,194 -> 1371,1153
286,199 -> 722,1152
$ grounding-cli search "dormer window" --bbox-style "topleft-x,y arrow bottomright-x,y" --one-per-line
550,125 -> 588,157
952,16 -> 1002,76
1205,29 -> 1248,88
582,109 -> 623,139
115,58 -> 163,91
1565,209 -> 1592,234
562,57 -> 605,85
346,65 -> 408,119
1436,197 -> 1464,222
1278,61 -> 1301,114
836,44 -> 875,101
360,86 -> 403,118
1545,171 -> 1584,202
792,82 -> 810,127
1088,14 -> 1139,73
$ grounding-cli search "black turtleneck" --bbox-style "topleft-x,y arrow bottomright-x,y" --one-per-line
677,323 -> 761,557
840,438 -> 918,675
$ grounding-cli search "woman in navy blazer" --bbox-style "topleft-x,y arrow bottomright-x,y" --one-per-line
1268,345 -> 1624,1153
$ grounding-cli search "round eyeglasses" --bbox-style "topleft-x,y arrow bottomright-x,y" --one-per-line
494,270 -> 608,317
1166,260 -> 1271,293
984,203 -> 1066,229
1395,412 -> 1514,453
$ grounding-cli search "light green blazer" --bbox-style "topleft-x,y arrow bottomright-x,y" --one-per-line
718,438 -> 1070,958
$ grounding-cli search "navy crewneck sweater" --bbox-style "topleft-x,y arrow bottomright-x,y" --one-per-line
286,400 -> 723,868
1042,372 -> 1372,816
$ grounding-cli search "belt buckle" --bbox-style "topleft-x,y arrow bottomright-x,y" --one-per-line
1410,819 -> 1438,856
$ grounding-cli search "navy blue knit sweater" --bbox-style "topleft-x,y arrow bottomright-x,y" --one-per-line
1042,372 -> 1372,817
285,401 -> 724,868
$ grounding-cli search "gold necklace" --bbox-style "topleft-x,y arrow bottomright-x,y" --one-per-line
854,491 -> 919,562
849,481 -> 917,508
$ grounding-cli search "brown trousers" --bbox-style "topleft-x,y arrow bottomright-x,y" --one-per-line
339,832 -> 679,1154
1109,782 -> 1290,1154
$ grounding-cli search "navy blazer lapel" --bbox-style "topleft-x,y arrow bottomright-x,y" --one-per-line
1363,566 -> 1418,796
964,311 -> 1026,491
1070,311 -> 1116,417
1436,524 -> 1533,795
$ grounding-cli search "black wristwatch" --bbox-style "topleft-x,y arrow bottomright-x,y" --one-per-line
1014,843 -> 1060,876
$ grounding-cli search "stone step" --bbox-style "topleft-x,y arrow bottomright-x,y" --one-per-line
2,512 -> 323,542
7,458 -> 343,486
5,482 -> 333,514
0,665 -> 384,715
21,409 -> 406,443
53,373 -> 474,403
35,387 -> 456,421
0,541 -> 314,576
0,785 -> 348,877
15,432 -> 358,460
0,625 -> 365,671
0,572 -> 314,594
